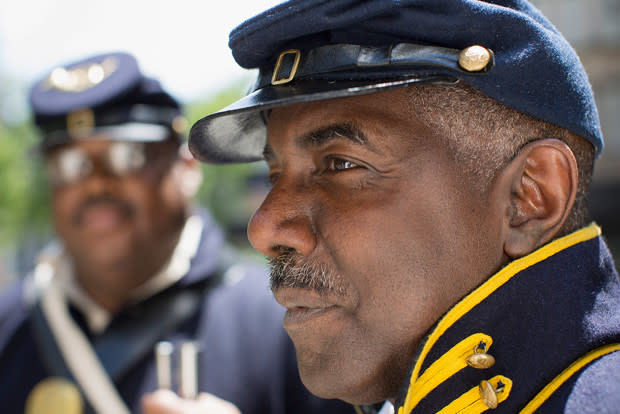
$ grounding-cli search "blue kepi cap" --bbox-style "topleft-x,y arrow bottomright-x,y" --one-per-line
189,0 -> 603,164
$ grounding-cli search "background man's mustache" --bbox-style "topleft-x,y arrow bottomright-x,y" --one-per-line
72,195 -> 135,227
269,249 -> 346,295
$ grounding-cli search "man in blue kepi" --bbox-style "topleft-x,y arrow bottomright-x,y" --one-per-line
0,51 -> 353,414
188,1 -> 620,413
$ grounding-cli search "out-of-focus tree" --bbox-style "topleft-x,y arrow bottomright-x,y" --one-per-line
0,104 -> 50,247
0,81 -> 51,282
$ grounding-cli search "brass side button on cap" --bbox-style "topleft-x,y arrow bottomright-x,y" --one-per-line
172,115 -> 189,134
479,380 -> 499,409
458,45 -> 492,72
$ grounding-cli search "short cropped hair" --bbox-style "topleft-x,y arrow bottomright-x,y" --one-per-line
407,82 -> 594,235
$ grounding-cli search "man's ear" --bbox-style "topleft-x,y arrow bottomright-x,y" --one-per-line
174,143 -> 203,199
501,139 -> 578,259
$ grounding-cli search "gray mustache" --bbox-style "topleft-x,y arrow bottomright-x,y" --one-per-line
269,249 -> 346,295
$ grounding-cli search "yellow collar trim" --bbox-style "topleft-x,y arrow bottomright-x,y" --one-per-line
436,375 -> 513,414
404,333 -> 493,410
401,223 -> 601,413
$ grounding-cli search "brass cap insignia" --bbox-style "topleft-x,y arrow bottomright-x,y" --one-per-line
66,108 -> 95,138
46,57 -> 119,93
25,377 -> 83,414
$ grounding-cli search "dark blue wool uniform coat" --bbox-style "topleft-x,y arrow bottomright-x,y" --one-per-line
390,224 -> 620,414
0,210 -> 352,414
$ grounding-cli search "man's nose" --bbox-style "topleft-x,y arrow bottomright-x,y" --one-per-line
76,158 -> 120,196
247,178 -> 316,258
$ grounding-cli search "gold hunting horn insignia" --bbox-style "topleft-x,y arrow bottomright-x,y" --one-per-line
46,57 -> 119,93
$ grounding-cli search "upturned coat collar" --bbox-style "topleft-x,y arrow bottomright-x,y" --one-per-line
393,224 -> 620,413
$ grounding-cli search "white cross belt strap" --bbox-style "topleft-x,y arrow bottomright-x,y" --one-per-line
35,274 -> 130,414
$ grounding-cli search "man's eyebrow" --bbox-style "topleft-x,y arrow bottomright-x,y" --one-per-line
301,123 -> 368,148
262,123 -> 370,162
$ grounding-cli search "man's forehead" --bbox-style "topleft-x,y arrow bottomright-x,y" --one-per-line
262,93 -> 432,163
264,91 -> 406,146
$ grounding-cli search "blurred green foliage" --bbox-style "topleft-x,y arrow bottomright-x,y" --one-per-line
0,120 -> 50,246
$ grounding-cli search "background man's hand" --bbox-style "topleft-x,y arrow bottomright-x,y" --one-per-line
141,389 -> 241,414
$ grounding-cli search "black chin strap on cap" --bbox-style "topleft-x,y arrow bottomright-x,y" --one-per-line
257,43 -> 494,89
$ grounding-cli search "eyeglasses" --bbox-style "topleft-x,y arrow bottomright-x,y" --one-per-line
46,141 -> 147,187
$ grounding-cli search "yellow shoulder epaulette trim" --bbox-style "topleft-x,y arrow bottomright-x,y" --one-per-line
519,343 -> 620,413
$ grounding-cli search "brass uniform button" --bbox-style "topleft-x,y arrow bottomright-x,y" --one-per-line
25,377 -> 83,414
467,341 -> 496,369
467,352 -> 496,369
458,45 -> 492,72
479,380 -> 499,409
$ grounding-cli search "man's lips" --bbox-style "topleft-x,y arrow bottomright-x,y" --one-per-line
78,203 -> 127,233
274,287 -> 341,329
273,286 -> 335,308
283,306 -> 339,328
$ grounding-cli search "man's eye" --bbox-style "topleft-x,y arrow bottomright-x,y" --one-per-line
267,172 -> 280,186
328,158 -> 359,171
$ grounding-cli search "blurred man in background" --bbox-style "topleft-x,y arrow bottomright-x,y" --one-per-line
0,51 -> 352,414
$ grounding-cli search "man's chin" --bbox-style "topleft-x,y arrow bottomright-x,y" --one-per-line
298,365 -> 388,406
69,235 -> 136,269
293,352 -> 366,405
297,365 -> 343,401
294,342 -> 401,406
85,248 -> 132,267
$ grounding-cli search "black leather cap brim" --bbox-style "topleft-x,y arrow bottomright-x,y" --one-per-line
40,123 -> 174,153
189,75 -> 456,164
